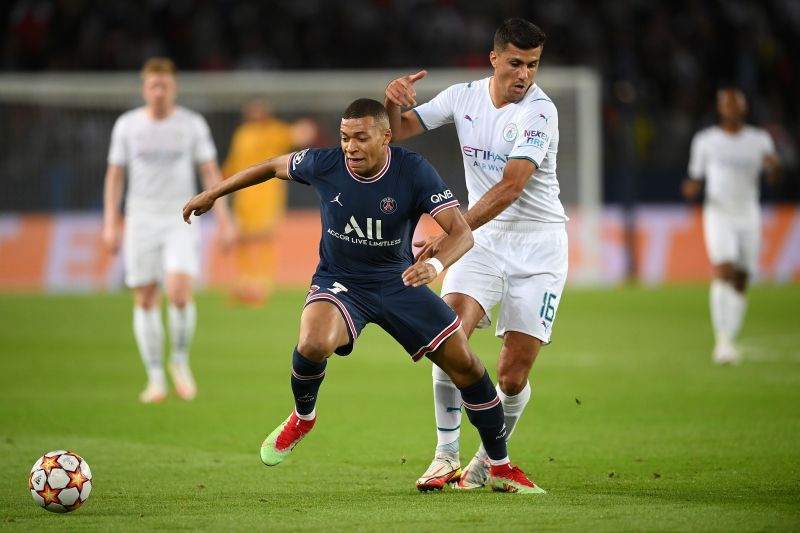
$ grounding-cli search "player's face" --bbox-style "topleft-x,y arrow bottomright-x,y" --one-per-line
141,73 -> 177,113
340,116 -> 391,176
490,43 -> 542,104
717,89 -> 747,123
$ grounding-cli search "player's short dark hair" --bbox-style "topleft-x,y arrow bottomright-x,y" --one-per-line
342,98 -> 389,125
494,18 -> 546,51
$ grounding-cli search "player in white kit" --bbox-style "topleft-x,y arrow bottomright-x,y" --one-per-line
102,58 -> 235,403
683,87 -> 781,365
385,18 -> 567,491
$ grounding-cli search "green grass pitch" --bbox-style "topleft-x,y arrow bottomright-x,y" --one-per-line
1,285 -> 799,531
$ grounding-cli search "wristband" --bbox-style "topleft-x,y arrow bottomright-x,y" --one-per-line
424,257 -> 444,276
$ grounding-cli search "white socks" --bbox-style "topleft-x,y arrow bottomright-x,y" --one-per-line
134,302 -> 197,386
168,302 -> 196,366
133,306 -> 165,385
433,364 -> 462,453
433,362 -> 533,461
710,279 -> 747,343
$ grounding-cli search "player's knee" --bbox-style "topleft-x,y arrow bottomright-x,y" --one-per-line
169,294 -> 192,308
715,263 -> 736,282
297,336 -> 336,361
497,372 -> 527,396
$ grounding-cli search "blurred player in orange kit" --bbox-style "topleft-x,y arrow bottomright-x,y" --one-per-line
222,98 -> 318,306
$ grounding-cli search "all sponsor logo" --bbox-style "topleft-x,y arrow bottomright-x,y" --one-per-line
327,216 -> 401,247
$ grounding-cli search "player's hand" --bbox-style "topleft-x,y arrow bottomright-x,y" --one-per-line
402,261 -> 438,288
681,179 -> 701,202
182,191 -> 216,223
385,70 -> 427,107
413,232 -> 445,261
102,223 -> 121,254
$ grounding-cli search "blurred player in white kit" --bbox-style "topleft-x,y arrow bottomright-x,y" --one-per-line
683,87 -> 781,365
385,18 -> 567,491
102,58 -> 235,402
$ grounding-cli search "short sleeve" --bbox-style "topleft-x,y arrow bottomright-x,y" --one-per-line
107,116 -> 127,165
192,115 -> 218,164
508,101 -> 558,168
411,156 -> 460,217
285,148 -> 318,185
687,132 -> 705,180
412,83 -> 463,131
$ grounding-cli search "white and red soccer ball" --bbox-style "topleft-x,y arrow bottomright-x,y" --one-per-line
29,450 -> 92,513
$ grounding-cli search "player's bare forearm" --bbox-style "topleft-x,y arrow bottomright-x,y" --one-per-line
384,97 -> 402,139
764,154 -> 782,185
462,158 -> 535,231
102,165 -> 125,227
102,165 -> 126,253
184,154 -> 290,222
433,209 -> 473,268
402,207 -> 472,288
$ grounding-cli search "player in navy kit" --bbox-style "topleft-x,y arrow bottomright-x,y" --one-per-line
182,98 -> 542,493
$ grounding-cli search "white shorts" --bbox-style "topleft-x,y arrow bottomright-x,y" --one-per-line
702,208 -> 760,274
124,213 -> 200,287
441,220 -> 568,343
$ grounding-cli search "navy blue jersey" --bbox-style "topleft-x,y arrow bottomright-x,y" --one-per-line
287,146 -> 459,281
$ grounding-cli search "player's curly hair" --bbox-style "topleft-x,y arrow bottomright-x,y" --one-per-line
342,98 -> 389,126
494,18 -> 546,51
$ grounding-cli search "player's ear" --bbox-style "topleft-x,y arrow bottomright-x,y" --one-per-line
489,50 -> 497,69
384,127 -> 392,145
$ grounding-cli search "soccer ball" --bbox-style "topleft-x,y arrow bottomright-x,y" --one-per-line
29,450 -> 92,513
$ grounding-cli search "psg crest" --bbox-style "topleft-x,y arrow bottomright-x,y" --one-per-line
380,197 -> 397,214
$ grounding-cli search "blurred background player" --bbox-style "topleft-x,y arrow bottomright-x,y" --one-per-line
222,98 -> 318,306
102,57 -> 236,403
385,18 -> 568,490
682,87 -> 781,365
183,98 -> 545,494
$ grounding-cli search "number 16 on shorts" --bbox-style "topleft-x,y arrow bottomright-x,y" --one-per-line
539,291 -> 558,331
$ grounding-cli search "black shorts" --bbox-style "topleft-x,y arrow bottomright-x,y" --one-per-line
304,274 -> 461,360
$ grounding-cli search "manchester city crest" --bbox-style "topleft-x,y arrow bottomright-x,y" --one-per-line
380,197 -> 397,214
503,123 -> 518,142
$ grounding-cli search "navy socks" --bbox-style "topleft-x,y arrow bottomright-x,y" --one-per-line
458,370 -> 508,462
290,347 -> 327,416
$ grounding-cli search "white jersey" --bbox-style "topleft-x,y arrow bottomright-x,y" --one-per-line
688,125 -> 775,218
108,106 -> 217,216
413,77 -> 567,223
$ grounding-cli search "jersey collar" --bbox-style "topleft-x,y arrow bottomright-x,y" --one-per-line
344,147 -> 391,183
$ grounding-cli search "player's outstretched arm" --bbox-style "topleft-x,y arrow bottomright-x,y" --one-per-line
102,164 -> 126,254
183,153 -> 293,223
402,207 -> 473,288
462,158 -> 537,231
384,70 -> 428,142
